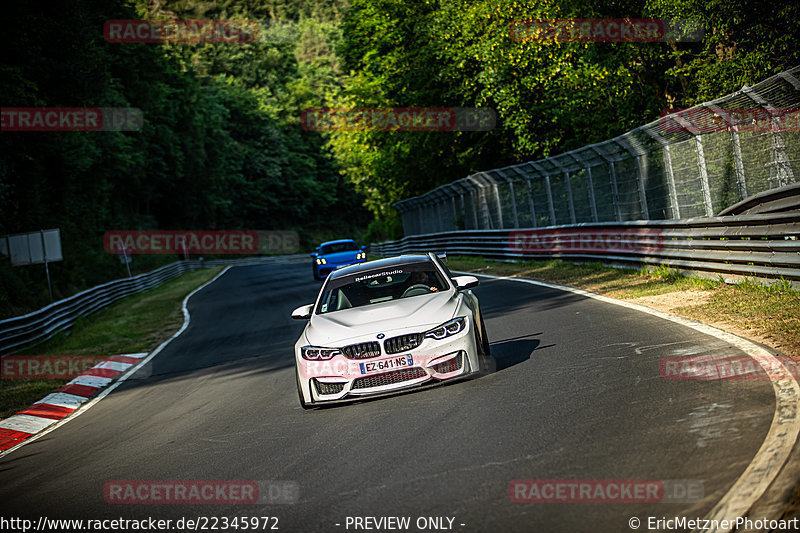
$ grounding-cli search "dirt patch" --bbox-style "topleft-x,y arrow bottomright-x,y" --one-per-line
633,289 -> 713,312
631,289 -> 794,357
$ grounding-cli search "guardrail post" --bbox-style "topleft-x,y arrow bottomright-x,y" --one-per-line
507,180 -> 519,228
731,129 -> 748,200
440,194 -> 449,232
478,176 -> 496,229
431,202 -> 438,233
509,165 -> 538,227
466,176 -> 492,229
585,166 -> 597,222
706,103 -> 749,202
494,184 -> 504,229
591,146 -> 622,221
565,172 -> 576,224
663,145 -> 681,218
617,137 -> 650,220
530,162 -> 556,225
770,126 -> 794,187
551,159 -> 576,223
671,113 -> 713,216
497,169 -> 520,228
608,160 -> 621,221
424,199 -> 432,234
694,136 -> 714,216
468,188 -> 478,229
545,176 -> 556,225
458,192 -> 467,229
644,127 -> 680,219
525,179 -> 538,227
742,83 -> 796,187
547,164 -> 577,224
478,173 -> 504,230
570,151 -> 599,222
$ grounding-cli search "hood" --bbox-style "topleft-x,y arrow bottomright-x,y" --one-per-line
304,291 -> 459,346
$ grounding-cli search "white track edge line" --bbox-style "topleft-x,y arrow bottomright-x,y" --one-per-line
467,272 -> 800,533
0,265 -> 232,459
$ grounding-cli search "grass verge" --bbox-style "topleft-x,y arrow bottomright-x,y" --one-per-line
447,256 -> 800,358
0,267 -> 223,420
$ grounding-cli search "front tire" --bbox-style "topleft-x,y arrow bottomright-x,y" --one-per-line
296,370 -> 312,410
476,312 -> 493,374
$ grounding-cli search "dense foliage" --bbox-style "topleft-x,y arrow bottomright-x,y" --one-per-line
1,0 -> 365,315
2,0 -> 797,316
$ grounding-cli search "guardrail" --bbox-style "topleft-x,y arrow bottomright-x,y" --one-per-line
718,182 -> 800,216
370,212 -> 800,282
0,254 -> 307,355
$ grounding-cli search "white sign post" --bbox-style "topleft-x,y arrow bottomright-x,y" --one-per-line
119,245 -> 132,278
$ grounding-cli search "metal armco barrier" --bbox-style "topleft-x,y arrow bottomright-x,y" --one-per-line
369,212 -> 800,281
0,255 -> 306,355
394,66 -> 800,236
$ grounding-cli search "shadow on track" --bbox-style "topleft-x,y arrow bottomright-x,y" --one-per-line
488,336 -> 541,372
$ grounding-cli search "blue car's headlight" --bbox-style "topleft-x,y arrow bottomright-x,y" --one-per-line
356,252 -> 366,260
424,317 -> 466,340
316,257 -> 327,265
301,346 -> 340,360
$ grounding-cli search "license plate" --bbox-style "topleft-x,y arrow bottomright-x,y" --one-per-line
360,355 -> 413,375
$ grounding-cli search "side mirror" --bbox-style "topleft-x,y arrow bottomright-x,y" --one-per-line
310,252 -> 317,258
361,245 -> 367,251
452,275 -> 479,291
291,304 -> 314,320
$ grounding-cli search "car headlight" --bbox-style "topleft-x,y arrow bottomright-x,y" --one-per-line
424,317 -> 466,340
301,346 -> 340,360
316,257 -> 327,265
356,252 -> 366,260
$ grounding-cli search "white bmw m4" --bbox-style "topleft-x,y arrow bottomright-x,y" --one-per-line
291,252 -> 491,408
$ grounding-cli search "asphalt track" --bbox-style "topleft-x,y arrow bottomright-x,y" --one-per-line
0,261 -> 778,532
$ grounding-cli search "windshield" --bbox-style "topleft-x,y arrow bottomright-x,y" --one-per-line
317,261 -> 448,314
319,241 -> 360,254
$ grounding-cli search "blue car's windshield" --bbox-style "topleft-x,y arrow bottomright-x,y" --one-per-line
319,242 -> 360,254
316,261 -> 448,314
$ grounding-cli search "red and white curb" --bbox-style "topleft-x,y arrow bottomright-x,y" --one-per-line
0,353 -> 148,451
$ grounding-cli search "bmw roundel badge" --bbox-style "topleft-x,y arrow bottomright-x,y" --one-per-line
377,333 -> 385,339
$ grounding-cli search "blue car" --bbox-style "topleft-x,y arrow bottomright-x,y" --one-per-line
311,239 -> 367,280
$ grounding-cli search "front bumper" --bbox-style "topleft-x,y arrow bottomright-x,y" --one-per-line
296,321 -> 479,405
314,258 -> 366,278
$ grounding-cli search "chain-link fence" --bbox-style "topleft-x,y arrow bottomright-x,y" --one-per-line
394,66 -> 800,235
